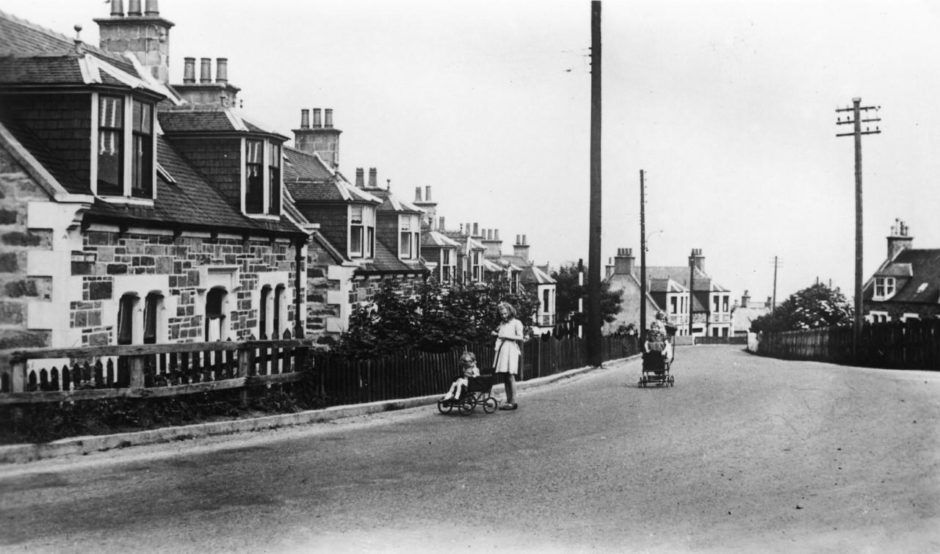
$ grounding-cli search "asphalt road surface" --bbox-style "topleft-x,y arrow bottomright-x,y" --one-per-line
1,346 -> 938,553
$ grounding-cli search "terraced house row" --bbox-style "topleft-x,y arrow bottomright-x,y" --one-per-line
0,1 -> 557,368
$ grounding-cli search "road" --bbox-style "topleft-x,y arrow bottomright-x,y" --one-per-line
1,347 -> 938,553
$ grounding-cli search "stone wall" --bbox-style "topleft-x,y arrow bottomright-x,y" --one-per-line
74,229 -> 301,345
0,140 -> 54,367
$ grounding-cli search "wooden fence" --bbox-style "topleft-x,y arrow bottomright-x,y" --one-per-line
756,320 -> 940,370
695,336 -> 748,346
1,335 -> 640,409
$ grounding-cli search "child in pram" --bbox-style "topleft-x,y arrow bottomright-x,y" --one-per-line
643,320 -> 673,366
440,351 -> 480,404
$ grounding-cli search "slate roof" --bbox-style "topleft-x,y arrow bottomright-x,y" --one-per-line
645,266 -> 712,291
0,117 -> 88,194
421,230 -> 460,248
865,249 -> 940,304
283,147 -> 380,204
158,108 -> 286,139
353,239 -> 428,276
362,186 -> 424,214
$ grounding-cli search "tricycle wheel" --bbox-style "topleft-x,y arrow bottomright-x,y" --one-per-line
458,401 -> 473,415
437,400 -> 453,414
483,397 -> 498,414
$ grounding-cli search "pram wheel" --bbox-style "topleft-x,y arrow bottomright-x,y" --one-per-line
458,401 -> 473,415
437,400 -> 453,414
482,397 -> 498,414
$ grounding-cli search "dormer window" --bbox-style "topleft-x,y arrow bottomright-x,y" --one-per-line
874,277 -> 896,300
471,250 -> 481,282
244,139 -> 283,216
398,214 -> 420,260
94,95 -> 155,200
441,249 -> 454,282
349,204 -> 376,259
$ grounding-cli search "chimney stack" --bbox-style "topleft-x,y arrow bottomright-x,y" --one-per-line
741,290 -> 750,308
355,168 -> 364,188
613,247 -> 635,275
128,0 -> 142,16
312,108 -> 322,128
368,168 -> 377,188
513,234 -> 530,262
96,0 -> 174,83
325,109 -> 334,128
887,218 -> 914,260
439,216 -> 446,231
425,186 -> 431,201
606,257 -> 615,279
215,57 -> 228,84
145,0 -> 160,16
199,58 -> 212,83
481,227 -> 503,259
293,107 -> 341,168
689,248 -> 705,274
300,109 -> 310,129
415,187 -> 422,202
111,0 -> 124,17
473,223 -> 479,237
183,57 -> 195,83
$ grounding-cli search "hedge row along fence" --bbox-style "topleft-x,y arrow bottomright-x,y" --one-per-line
756,319 -> 940,370
1,335 -> 641,410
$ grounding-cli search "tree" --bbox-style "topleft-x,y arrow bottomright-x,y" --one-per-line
750,282 -> 853,334
551,263 -> 623,325
334,278 -> 539,358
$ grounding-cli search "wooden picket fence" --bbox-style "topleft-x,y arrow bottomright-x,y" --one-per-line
1,335 -> 640,409
757,319 -> 940,370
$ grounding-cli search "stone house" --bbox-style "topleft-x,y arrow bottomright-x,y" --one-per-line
0,2 -> 310,374
730,291 -> 772,336
863,220 -> 940,322
602,248 -> 662,334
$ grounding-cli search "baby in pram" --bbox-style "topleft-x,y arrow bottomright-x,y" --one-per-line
440,351 -> 480,404
643,320 -> 673,367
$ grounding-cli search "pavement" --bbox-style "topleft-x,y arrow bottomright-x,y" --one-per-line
0,355 -> 637,465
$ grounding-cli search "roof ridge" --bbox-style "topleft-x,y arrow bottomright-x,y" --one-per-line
0,9 -> 133,67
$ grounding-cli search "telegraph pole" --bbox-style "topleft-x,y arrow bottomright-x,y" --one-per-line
640,170 -> 647,330
771,256 -> 780,314
587,0 -> 602,366
688,251 -> 694,337
836,98 -> 881,361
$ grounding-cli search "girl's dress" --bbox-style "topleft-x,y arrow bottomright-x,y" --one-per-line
494,318 -> 524,375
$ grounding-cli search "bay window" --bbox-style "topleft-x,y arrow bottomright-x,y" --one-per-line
349,205 -> 376,259
399,214 -> 420,260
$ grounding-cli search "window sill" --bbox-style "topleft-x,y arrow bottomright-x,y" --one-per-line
97,195 -> 155,208
244,213 -> 282,221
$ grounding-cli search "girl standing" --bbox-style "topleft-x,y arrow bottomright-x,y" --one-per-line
493,301 -> 524,410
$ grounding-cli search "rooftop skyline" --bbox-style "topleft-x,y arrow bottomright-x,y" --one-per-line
5,0 -> 939,304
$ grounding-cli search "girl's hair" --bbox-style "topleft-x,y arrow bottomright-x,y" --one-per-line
497,301 -> 517,318
460,351 -> 477,364
650,320 -> 663,330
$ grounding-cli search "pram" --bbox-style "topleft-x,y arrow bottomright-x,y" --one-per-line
437,374 -> 499,415
639,351 -> 674,387
639,324 -> 676,388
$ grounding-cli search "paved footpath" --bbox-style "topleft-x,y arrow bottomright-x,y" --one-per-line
1,347 -> 938,553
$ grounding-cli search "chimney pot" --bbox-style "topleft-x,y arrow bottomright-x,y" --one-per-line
199,57 -> 212,83
325,108 -> 334,128
415,187 -> 422,202
183,57 -> 196,83
368,168 -> 377,188
145,0 -> 160,16
300,109 -> 310,129
312,108 -> 322,128
128,0 -> 142,16
425,186 -> 431,201
495,229 -> 500,241
215,57 -> 228,84
111,0 -> 125,17
523,234 -> 527,245
473,223 -> 479,236
355,168 -> 364,188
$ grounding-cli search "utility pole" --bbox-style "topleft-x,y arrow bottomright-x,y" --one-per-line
640,169 -> 647,330
578,258 -> 584,339
688,250 -> 694,337
587,0 -> 602,367
836,98 -> 881,362
771,256 -> 781,314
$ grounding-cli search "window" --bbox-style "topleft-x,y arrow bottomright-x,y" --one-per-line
205,287 -> 228,341
117,292 -> 139,345
712,295 -> 720,313
874,277 -> 896,300
269,144 -> 281,215
131,100 -> 153,198
143,292 -> 163,344
259,285 -> 271,339
869,311 -> 890,324
722,295 -> 729,313
245,140 -> 264,214
441,249 -> 453,282
273,285 -> 285,339
670,296 -> 678,314
471,251 -> 481,282
349,205 -> 376,259
98,96 -> 124,195
398,214 -> 420,260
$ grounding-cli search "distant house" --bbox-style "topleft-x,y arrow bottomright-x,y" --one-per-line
603,248 -> 733,338
487,234 -> 556,335
863,220 -> 940,322
603,248 -> 661,334
731,291 -> 771,336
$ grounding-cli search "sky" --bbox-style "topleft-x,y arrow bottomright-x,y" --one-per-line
5,0 -> 940,305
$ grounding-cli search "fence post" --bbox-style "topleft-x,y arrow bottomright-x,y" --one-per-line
128,355 -> 146,388
237,345 -> 254,407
